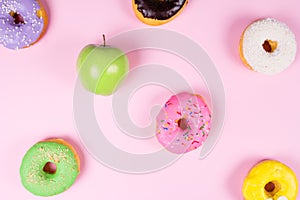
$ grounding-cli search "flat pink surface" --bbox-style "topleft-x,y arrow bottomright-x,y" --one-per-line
1,0 -> 299,199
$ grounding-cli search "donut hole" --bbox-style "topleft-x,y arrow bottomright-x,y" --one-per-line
178,118 -> 188,130
262,40 -> 278,53
43,162 -> 57,174
265,182 -> 275,192
264,180 -> 281,197
9,11 -> 25,25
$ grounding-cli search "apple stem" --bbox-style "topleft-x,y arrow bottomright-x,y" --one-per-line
102,34 -> 106,47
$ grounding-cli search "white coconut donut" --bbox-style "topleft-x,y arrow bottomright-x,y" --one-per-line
239,18 -> 297,75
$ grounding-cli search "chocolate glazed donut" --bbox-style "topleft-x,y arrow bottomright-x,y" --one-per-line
132,0 -> 188,25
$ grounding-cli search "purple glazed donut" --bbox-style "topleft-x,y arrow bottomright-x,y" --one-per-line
0,0 -> 48,50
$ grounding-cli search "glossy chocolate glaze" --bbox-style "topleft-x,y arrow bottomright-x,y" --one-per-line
135,0 -> 186,20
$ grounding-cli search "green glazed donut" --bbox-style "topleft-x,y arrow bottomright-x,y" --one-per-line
20,139 -> 80,196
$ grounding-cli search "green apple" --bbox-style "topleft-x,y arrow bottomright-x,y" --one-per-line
77,35 -> 129,95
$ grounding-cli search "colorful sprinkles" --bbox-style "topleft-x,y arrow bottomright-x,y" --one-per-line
156,92 -> 212,154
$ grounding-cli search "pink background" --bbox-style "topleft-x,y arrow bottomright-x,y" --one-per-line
1,0 -> 299,199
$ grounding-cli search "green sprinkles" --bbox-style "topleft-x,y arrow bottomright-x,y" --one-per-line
199,124 -> 205,130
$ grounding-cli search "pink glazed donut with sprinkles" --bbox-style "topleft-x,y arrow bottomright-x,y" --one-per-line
0,0 -> 48,50
156,92 -> 212,154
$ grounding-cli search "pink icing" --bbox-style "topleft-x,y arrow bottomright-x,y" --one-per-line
156,92 -> 211,154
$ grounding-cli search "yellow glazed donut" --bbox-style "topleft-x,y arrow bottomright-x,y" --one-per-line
243,160 -> 298,200
239,18 -> 297,75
